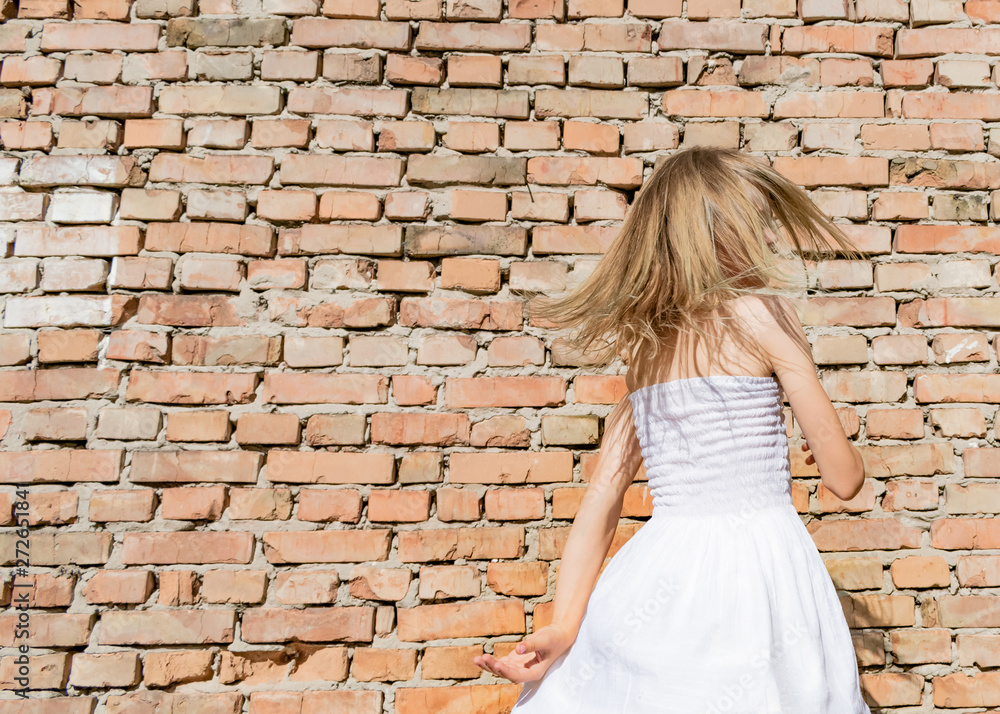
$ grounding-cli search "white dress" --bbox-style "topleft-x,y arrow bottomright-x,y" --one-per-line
510,374 -> 871,714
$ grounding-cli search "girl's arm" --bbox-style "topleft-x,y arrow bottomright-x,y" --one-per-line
550,394 -> 645,639
749,294 -> 866,501
474,390 -> 645,682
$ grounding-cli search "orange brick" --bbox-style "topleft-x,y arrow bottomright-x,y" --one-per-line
161,485 -> 227,521
235,413 -> 301,445
367,490 -> 432,522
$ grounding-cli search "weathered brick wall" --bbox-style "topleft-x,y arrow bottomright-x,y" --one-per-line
1,0 -> 1000,710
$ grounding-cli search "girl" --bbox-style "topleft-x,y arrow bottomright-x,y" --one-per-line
474,147 -> 873,713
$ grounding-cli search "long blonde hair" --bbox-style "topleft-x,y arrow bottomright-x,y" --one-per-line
530,147 -> 865,375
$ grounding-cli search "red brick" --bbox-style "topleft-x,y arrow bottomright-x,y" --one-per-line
0,334 -> 31,366
774,91 -> 884,118
0,120 -> 54,150
773,156 -> 889,187
662,89 -> 769,118
82,570 -> 155,603
657,21 -> 767,52
149,154 -> 274,185
123,118 -> 185,149
262,373 -> 387,404
105,330 -> 169,364
55,119 -> 120,150
19,155 -> 142,187
0,450 -> 122,484
126,371 -> 258,405
0,613 -> 95,647
292,17 -> 410,49
177,256 -> 244,291
1,56 -> 62,85
782,24 -> 893,55
186,119 -> 248,147
161,485 -> 227,520
397,600 -> 524,640
122,532 -> 253,564
118,189 -> 182,222
32,86 -> 153,118
241,606 -> 375,643
84,488 -> 156,524
229,487 -> 293,521
260,51 -> 320,81
257,189 -> 317,221
98,610 -> 236,645
145,222 -> 274,256
266,450 -> 394,484
397,525 -> 523,561
165,411 -> 232,443
251,118 -> 312,148
201,569 -> 268,604
367,490 -> 432,522
40,22 -> 160,51
75,0 -> 131,19
136,294 -> 244,327
0,368 -> 120,400
526,156 -> 641,188
157,85 -> 281,115
23,407 -> 88,441
14,225 -> 141,257
235,413 -> 301,445
296,488 -> 363,523
172,335 -> 279,366
2,529 -> 112,567
280,154 -> 404,186
247,258 -> 307,290
262,529 -> 391,563
395,685 -> 521,714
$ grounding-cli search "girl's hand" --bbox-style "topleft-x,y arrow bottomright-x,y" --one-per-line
801,440 -> 815,466
473,623 -> 575,684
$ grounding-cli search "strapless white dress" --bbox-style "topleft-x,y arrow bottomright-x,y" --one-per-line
510,375 -> 871,714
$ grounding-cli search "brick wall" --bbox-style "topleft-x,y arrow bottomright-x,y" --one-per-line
2,0 -> 1000,710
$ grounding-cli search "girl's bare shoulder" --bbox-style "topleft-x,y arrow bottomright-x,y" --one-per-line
730,294 -> 810,377
728,293 -> 795,327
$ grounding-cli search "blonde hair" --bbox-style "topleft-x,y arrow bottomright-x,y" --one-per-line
530,146 -> 865,375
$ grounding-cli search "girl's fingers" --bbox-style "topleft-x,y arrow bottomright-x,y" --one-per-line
478,653 -> 515,679
475,654 -> 499,676
492,659 -> 516,680
484,655 -> 503,676
474,652 -> 535,684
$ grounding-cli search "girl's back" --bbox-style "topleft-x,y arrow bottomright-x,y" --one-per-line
625,294 -> 775,392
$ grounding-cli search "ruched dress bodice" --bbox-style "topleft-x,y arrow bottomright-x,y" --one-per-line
628,374 -> 793,518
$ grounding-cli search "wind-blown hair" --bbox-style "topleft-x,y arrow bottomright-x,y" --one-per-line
530,146 -> 865,376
